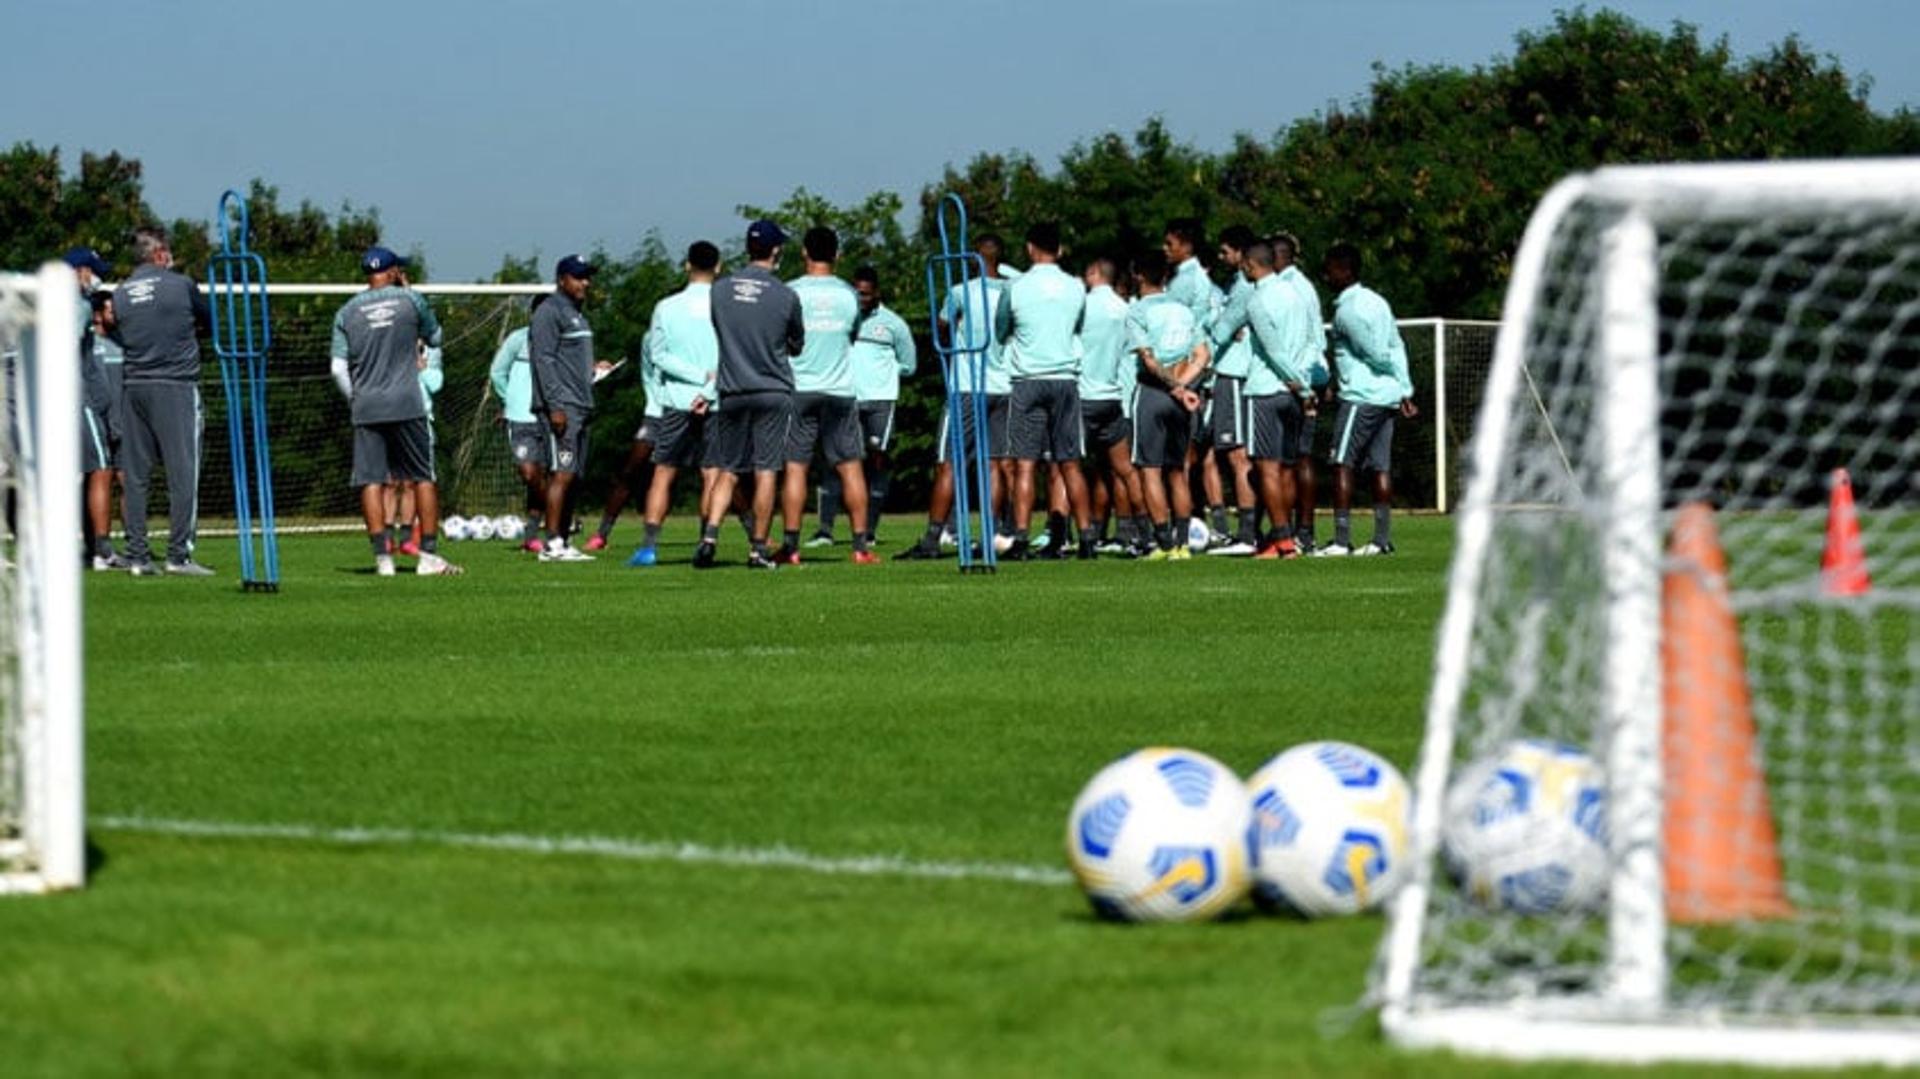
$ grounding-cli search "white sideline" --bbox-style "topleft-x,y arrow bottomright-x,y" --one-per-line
92,815 -> 1074,887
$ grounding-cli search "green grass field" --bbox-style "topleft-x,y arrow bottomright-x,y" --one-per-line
0,518 -> 1860,1076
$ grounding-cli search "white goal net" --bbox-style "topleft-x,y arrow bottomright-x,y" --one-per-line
0,264 -> 84,895
1376,160 -> 1920,1067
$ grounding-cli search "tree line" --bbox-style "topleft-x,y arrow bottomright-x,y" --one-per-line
6,9 -> 1914,508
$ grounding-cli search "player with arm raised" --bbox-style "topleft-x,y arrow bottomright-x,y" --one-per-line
627,241 -> 720,567
111,227 -> 214,576
1319,241 -> 1414,557
65,248 -> 123,570
527,254 -> 599,561
1126,251 -> 1210,561
995,221 -> 1093,560
778,227 -> 873,565
329,245 -> 460,577
697,220 -> 803,570
487,295 -> 551,550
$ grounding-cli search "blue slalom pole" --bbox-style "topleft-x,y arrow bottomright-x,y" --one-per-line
207,189 -> 279,592
924,194 -> 996,574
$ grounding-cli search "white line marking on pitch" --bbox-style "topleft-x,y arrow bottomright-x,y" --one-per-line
92,816 -> 1073,887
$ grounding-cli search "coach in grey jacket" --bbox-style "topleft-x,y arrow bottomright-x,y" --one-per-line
111,227 -> 213,576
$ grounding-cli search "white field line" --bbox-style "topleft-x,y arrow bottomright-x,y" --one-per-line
93,816 -> 1073,888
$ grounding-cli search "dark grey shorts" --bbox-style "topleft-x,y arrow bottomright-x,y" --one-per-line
1130,385 -> 1192,471
857,401 -> 897,454
82,406 -> 113,473
352,418 -> 436,488
1082,398 -> 1128,453
1211,375 -> 1250,451
1331,401 -> 1395,473
651,407 -> 705,468
707,391 -> 793,473
937,393 -> 1011,464
1249,393 -> 1304,464
1009,379 -> 1084,462
507,420 -> 549,470
786,392 -> 862,465
1297,401 -> 1321,460
547,410 -> 591,475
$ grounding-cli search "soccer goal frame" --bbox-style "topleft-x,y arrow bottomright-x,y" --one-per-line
0,263 -> 85,895
1376,159 -> 1920,1067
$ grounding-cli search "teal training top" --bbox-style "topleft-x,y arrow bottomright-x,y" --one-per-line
1076,284 -> 1131,403
1168,257 -> 1214,336
644,282 -> 719,413
489,327 -> 534,423
1126,293 -> 1201,384
940,275 -> 1011,395
1245,274 -> 1314,398
849,303 -> 916,403
788,274 -> 860,396
1209,273 -> 1256,379
1279,266 -> 1330,388
1330,282 -> 1413,407
995,262 -> 1086,380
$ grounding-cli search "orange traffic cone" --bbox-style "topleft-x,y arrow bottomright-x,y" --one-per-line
1821,469 -> 1871,597
1662,503 -> 1793,923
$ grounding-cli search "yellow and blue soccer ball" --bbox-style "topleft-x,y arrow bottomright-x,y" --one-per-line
1246,741 -> 1411,917
1065,748 -> 1253,923
1441,739 -> 1609,914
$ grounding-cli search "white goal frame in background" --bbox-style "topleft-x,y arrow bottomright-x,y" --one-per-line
0,263 -> 85,895
1376,160 -> 1920,1067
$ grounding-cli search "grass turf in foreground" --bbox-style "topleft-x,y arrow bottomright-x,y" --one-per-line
0,518 -> 1857,1076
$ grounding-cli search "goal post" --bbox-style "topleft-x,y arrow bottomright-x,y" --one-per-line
0,263 -> 85,895
1376,159 -> 1920,1067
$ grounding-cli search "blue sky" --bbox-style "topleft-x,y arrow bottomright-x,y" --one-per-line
8,1 -> 1911,280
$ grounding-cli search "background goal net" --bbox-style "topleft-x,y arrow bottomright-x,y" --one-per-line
1376,160 -> 1920,1067
0,264 -> 84,895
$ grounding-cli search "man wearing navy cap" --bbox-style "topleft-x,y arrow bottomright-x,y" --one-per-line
696,220 -> 804,569
528,253 -> 599,561
109,227 -> 214,576
64,247 -> 124,569
329,245 -> 461,577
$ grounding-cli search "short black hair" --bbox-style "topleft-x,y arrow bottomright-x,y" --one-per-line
687,241 -> 720,271
1244,241 -> 1276,271
1164,217 -> 1204,252
853,265 -> 880,288
975,232 -> 1004,258
1132,250 -> 1170,288
1325,241 -> 1362,277
1026,221 -> 1062,255
1272,231 -> 1301,263
803,226 -> 839,263
1219,224 -> 1256,252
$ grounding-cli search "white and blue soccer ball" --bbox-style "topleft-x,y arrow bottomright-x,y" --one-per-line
468,514 -> 497,542
1247,741 -> 1412,917
442,515 -> 471,541
1442,739 -> 1610,914
495,515 -> 527,542
1066,747 -> 1253,923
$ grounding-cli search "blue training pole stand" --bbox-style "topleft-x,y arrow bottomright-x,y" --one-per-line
924,194 -> 997,574
208,189 -> 280,592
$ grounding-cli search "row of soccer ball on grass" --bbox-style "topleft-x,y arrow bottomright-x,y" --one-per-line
441,515 -> 529,543
1067,739 -> 1610,923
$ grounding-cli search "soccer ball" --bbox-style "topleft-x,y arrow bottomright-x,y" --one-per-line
469,514 -> 497,542
495,515 -> 526,542
1187,517 -> 1211,549
1442,739 -> 1610,914
442,515 -> 470,541
1065,747 -> 1254,923
1247,741 -> 1411,917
